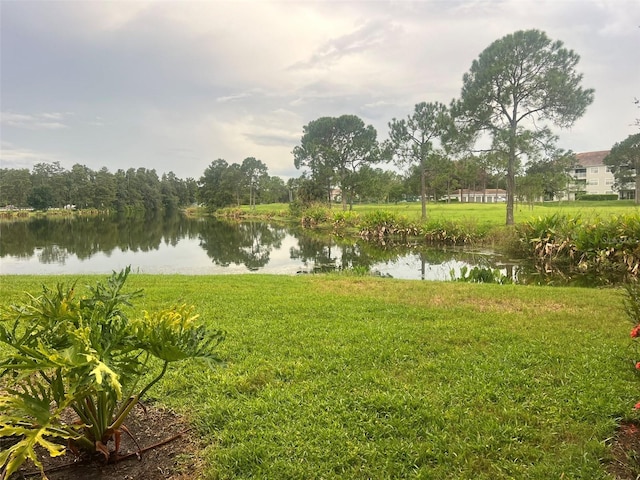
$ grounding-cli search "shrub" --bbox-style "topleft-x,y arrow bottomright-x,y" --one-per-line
516,213 -> 640,276
358,210 -> 418,241
422,219 -> 482,245
331,210 -> 360,229
576,194 -> 619,201
451,265 -> 511,284
0,268 -> 225,479
300,204 -> 332,227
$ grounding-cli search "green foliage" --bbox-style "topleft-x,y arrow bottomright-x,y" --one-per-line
576,194 -> 619,201
331,210 -> 360,228
300,203 -> 332,227
422,218 -> 483,245
293,115 -> 382,210
452,265 -> 511,284
359,210 -> 419,241
0,268 -> 224,478
604,133 -> 640,204
516,213 -> 640,276
386,101 -> 450,220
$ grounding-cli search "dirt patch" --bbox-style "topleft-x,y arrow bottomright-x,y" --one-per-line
607,421 -> 640,479
8,403 -> 203,480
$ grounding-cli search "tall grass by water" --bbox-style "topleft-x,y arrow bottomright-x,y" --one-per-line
1,274 -> 638,479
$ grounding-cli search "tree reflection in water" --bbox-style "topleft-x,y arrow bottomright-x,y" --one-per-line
0,213 -> 617,285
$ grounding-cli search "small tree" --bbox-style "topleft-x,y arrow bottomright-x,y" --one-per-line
293,115 -> 381,210
604,133 -> 640,203
386,102 -> 450,220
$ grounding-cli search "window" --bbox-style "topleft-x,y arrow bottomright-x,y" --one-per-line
606,179 -> 614,185
590,167 -> 599,174
587,179 -> 599,186
573,168 -> 587,179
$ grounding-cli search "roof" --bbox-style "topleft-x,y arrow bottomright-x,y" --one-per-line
575,150 -> 610,167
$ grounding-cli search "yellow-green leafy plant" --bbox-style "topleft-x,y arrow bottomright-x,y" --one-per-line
0,267 -> 224,479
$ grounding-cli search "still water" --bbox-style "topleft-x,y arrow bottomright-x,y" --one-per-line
0,213 -> 524,281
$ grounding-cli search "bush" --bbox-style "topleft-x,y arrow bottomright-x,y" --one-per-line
422,219 -> 481,245
300,203 -> 332,227
516,213 -> 640,276
332,210 -> 360,228
359,210 -> 418,241
0,268 -> 225,478
576,194 -> 619,201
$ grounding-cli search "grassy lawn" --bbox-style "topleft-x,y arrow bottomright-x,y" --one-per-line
248,201 -> 640,228
1,274 -> 638,479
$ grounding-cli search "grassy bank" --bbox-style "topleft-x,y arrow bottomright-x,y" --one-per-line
2,274 -> 638,479
235,200 -> 640,227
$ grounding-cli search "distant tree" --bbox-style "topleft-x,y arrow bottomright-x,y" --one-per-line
286,177 -> 300,203
519,150 -> 575,203
386,102 -> 450,220
67,164 -> 94,209
27,185 -> 54,211
455,29 -> 594,225
92,167 -> 116,210
260,176 -> 289,204
0,168 -> 32,207
160,172 -> 180,212
604,133 -> 640,203
31,161 -> 68,208
293,115 -> 380,210
184,178 -> 198,205
198,159 -> 237,210
241,157 -> 269,209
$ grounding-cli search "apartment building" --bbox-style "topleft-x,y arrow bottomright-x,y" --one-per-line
567,150 -> 617,199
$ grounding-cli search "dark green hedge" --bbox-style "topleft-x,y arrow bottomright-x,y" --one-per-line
576,194 -> 619,201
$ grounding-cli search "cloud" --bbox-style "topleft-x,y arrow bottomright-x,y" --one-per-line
1,112 -> 71,130
1,0 -> 638,181
0,141 -> 62,169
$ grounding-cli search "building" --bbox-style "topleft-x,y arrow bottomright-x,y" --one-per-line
453,188 -> 507,203
566,150 -> 618,199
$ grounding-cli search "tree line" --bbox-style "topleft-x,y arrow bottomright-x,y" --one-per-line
2,29 -> 637,220
0,163 -> 198,213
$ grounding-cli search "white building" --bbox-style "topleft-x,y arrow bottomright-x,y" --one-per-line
454,188 -> 507,203
567,150 -> 618,199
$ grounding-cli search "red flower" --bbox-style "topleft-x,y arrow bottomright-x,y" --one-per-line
631,325 -> 640,338
636,362 -> 640,370
634,401 -> 640,410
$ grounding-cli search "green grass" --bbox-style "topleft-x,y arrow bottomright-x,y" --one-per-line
242,200 -> 640,228
1,274 -> 639,479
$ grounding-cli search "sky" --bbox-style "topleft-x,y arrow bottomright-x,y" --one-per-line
1,0 -> 638,181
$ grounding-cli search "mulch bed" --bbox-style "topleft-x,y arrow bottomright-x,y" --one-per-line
607,420 -> 640,479
7,403 -> 202,480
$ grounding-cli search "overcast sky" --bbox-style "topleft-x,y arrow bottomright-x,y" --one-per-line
1,0 -> 638,180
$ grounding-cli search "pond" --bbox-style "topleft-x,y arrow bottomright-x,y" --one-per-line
0,213 -> 591,285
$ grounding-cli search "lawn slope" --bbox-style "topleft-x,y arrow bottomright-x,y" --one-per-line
1,275 -> 637,479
